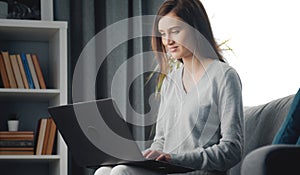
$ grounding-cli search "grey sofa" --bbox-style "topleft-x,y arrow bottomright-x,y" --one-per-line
240,144 -> 300,175
230,94 -> 297,175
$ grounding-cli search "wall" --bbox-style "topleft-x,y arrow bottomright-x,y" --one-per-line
202,0 -> 300,106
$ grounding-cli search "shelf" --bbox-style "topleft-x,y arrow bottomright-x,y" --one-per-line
0,155 -> 60,162
0,155 -> 60,159
0,88 -> 60,101
0,19 -> 67,41
0,17 -> 68,175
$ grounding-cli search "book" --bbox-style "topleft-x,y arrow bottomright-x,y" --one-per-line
0,53 -> 10,88
0,131 -> 34,135
0,135 -> 34,140
20,53 -> 34,89
0,150 -> 34,155
10,54 -> 24,88
26,54 -> 40,89
41,118 -> 51,154
0,140 -> 34,147
44,118 -> 56,154
35,118 -> 47,155
0,131 -> 35,156
0,131 -> 34,140
0,147 -> 34,151
31,54 -> 46,89
1,51 -> 17,88
16,54 -> 29,89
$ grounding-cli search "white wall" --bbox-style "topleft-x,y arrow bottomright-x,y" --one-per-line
202,0 -> 300,106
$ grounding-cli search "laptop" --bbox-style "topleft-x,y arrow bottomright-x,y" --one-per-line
48,98 -> 195,174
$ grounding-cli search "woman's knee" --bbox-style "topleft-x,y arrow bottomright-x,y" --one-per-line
110,165 -> 162,175
94,166 -> 112,175
110,165 -> 130,175
94,165 -> 135,175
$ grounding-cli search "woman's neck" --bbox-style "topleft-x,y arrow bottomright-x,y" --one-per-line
182,56 -> 202,75
181,56 -> 214,85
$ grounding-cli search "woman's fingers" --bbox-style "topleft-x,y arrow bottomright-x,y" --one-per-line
155,153 -> 171,162
155,154 -> 166,161
143,150 -> 171,162
143,150 -> 161,160
142,150 -> 152,157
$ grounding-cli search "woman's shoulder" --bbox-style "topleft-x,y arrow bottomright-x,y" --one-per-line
206,59 -> 241,87
213,60 -> 239,77
212,60 -> 242,87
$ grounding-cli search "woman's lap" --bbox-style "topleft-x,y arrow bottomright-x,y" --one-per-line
94,165 -> 227,175
94,165 -> 165,175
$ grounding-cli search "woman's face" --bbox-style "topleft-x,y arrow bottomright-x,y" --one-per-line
158,12 -> 194,60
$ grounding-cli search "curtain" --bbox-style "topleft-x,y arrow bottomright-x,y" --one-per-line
54,0 -> 163,175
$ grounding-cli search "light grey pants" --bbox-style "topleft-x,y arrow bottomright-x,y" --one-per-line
94,165 -> 227,175
94,165 -> 164,175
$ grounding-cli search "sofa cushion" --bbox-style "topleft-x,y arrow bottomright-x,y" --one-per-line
243,95 -> 294,154
229,94 -> 294,175
272,88 -> 300,144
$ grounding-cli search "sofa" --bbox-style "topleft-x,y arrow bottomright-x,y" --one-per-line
229,94 -> 299,175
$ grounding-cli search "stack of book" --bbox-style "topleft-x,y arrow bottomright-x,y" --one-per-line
36,118 -> 57,155
0,51 -> 46,89
0,131 -> 35,155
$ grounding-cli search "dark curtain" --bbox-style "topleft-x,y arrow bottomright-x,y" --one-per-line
53,0 -> 163,175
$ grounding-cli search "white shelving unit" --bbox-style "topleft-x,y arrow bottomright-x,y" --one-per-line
0,19 -> 68,175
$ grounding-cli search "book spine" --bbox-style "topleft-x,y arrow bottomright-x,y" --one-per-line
0,131 -> 34,140
0,53 -> 10,88
16,54 -> 29,89
0,140 -> 34,147
42,118 -> 51,154
0,131 -> 34,135
1,51 -> 17,88
0,147 -> 34,151
0,137 -> 34,140
0,151 -> 34,155
45,118 -> 56,155
31,54 -> 46,89
35,118 -> 47,155
26,54 -> 40,89
20,53 -> 34,89
0,135 -> 34,140
10,54 -> 24,88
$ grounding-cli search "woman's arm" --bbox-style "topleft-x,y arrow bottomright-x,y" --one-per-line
170,68 -> 244,171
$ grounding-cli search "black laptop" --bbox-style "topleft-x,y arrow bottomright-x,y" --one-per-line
48,98 -> 194,174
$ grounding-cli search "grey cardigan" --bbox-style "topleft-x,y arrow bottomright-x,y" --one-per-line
149,60 -> 244,174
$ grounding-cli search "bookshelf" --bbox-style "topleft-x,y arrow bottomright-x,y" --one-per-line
0,19 -> 67,175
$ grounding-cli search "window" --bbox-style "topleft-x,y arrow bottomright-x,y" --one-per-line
203,0 -> 300,106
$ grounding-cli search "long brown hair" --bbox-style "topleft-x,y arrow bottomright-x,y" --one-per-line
152,0 -> 224,85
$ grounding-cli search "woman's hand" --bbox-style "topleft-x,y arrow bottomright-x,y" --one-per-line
143,150 -> 171,162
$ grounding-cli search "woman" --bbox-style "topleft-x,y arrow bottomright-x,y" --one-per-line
95,0 -> 244,174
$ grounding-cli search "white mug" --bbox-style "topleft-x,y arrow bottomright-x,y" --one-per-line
8,120 -> 19,131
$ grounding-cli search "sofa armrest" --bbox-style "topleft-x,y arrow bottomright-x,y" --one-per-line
241,144 -> 300,175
